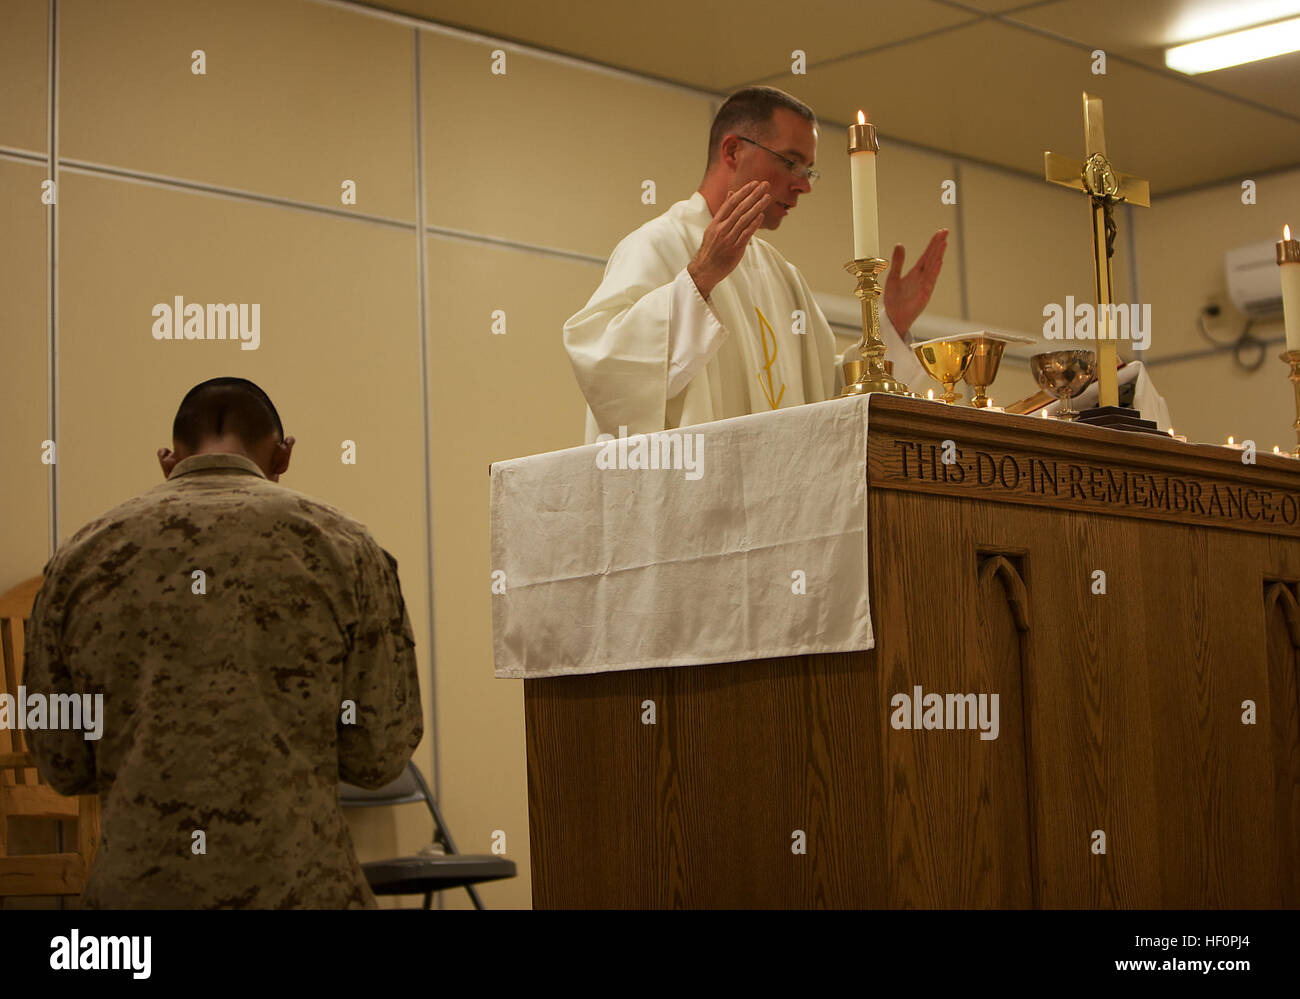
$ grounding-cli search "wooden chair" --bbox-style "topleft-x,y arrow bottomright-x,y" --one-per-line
0,575 -> 100,901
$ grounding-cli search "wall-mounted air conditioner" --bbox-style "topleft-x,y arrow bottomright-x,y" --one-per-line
1226,240 -> 1283,317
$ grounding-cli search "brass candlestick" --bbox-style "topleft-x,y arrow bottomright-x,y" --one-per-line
840,257 -> 910,396
1283,350 -> 1300,458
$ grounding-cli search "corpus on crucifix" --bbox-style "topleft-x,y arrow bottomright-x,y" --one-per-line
1045,91 -> 1154,430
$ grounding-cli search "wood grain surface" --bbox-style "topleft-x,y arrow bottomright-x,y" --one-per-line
524,395 -> 1300,907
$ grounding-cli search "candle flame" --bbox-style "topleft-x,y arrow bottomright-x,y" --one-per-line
1275,445 -> 1282,453
1040,408 -> 1049,418
1168,428 -> 1175,437
926,388 -> 934,400
857,109 -> 867,125
1227,435 -> 1235,445
1287,224 -> 1293,241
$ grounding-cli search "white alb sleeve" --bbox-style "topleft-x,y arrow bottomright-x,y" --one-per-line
881,313 -> 927,388
666,268 -> 728,399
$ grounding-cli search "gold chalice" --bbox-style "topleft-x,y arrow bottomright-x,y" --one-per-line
1029,350 -> 1096,421
963,336 -> 1006,409
913,338 -> 977,404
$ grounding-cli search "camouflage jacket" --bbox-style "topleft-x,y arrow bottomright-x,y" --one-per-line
24,453 -> 423,908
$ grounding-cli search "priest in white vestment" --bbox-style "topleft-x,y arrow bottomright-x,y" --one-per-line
565,85 -> 948,442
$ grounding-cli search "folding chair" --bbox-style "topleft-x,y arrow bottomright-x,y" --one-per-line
340,761 -> 515,909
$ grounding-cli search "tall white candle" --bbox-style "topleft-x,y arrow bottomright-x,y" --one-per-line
1280,224 -> 1300,353
848,110 -> 880,260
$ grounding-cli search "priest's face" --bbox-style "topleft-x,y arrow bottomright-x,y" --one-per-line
741,108 -> 817,230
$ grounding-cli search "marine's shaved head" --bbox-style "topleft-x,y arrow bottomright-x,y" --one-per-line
172,377 -> 283,451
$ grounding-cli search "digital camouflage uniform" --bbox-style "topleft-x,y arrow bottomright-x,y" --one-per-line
24,453 -> 423,908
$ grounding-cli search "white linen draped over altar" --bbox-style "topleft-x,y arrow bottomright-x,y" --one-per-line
564,192 -> 922,444
490,395 -> 874,678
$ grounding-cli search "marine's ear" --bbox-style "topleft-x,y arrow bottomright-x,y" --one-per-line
158,446 -> 181,479
268,436 -> 294,482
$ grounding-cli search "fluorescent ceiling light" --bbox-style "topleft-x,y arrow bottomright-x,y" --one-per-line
1165,15 -> 1300,73
1171,1 -> 1300,42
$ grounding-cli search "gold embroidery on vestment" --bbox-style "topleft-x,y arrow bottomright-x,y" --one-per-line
755,307 -> 786,410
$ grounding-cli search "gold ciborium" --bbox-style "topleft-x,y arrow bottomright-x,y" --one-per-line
1029,350 -> 1096,421
963,336 -> 1006,409
913,337 -> 977,404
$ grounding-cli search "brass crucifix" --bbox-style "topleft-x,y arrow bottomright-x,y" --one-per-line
1044,91 -> 1149,410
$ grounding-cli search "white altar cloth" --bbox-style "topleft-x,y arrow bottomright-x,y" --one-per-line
490,395 -> 874,678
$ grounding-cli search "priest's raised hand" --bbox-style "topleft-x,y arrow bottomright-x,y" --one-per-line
884,228 -> 949,340
686,180 -> 771,299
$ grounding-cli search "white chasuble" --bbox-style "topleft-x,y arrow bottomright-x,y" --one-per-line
565,192 -> 917,443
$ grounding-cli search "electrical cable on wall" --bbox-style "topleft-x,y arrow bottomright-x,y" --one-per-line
1198,303 -> 1266,372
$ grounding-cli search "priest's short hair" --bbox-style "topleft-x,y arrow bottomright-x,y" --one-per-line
173,376 -> 284,450
707,86 -> 816,167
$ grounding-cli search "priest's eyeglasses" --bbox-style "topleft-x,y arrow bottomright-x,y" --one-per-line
737,136 -> 821,186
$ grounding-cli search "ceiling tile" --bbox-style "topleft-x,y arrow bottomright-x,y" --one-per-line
1009,0 -> 1300,49
952,0 -> 1069,11
786,19 -> 1300,193
353,0 -> 1300,192
358,0 -> 975,91
1194,55 -> 1300,121
1008,0 -> 1300,118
